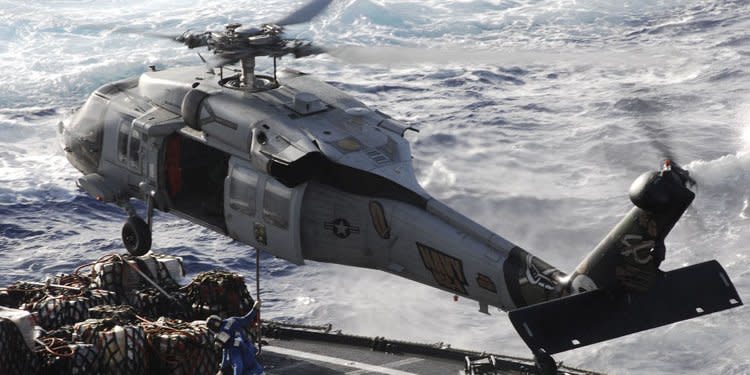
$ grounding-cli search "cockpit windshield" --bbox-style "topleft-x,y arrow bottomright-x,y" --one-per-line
62,94 -> 107,174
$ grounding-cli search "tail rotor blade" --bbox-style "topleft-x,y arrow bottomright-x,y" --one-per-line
643,123 -> 676,163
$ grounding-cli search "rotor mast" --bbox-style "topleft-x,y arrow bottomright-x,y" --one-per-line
240,57 -> 256,88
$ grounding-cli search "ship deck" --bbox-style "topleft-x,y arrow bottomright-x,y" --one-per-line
260,323 -> 601,375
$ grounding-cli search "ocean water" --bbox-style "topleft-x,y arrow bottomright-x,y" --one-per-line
1,0 -> 749,373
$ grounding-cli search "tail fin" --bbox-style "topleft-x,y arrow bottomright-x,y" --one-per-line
510,260 -> 742,354
569,161 -> 695,293
507,162 -> 743,354
500,162 -> 696,308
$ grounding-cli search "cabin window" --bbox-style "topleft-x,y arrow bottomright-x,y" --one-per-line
229,165 -> 257,216
128,128 -> 142,171
263,178 -> 291,229
113,112 -> 139,172
117,121 -> 129,163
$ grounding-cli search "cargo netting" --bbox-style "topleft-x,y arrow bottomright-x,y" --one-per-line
0,253 -> 255,375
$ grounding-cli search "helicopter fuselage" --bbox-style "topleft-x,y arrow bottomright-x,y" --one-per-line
60,65 -> 567,314
56,0 -> 744,367
59,61 -> 743,363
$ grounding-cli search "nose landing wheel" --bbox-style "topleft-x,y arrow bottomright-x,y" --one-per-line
122,216 -> 152,256
120,197 -> 154,256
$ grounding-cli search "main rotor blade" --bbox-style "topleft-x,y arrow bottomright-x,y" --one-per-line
327,45 -> 694,67
111,27 -> 183,41
274,0 -> 333,27
143,31 -> 184,41
327,45 -> 521,65
326,45 -> 585,65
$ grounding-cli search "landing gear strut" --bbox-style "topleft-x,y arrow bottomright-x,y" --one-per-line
120,197 -> 154,256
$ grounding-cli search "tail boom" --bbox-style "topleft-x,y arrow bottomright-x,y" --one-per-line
508,162 -> 743,355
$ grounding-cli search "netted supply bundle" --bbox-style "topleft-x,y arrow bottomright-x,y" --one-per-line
74,318 -> 149,375
138,253 -> 185,289
36,336 -> 99,375
185,270 -> 255,319
62,343 -> 98,374
0,317 -> 41,375
92,257 -> 128,295
0,282 -> 46,308
126,288 -> 192,320
29,295 -> 89,330
92,254 -> 184,295
89,304 -> 137,322
23,288 -> 119,331
88,288 -> 120,306
0,306 -> 38,348
142,318 -> 220,375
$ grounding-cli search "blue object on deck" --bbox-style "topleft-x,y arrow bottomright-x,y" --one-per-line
209,306 -> 264,375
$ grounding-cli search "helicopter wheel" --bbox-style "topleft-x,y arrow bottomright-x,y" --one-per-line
122,216 -> 152,256
534,351 -> 558,375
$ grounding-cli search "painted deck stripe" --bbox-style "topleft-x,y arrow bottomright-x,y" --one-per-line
263,346 -> 417,375
346,357 -> 425,375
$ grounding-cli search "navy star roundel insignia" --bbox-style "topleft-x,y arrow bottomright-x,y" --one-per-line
324,218 -> 360,239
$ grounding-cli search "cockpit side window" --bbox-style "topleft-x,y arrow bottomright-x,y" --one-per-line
109,110 -> 140,173
128,128 -> 141,171
117,121 -> 129,164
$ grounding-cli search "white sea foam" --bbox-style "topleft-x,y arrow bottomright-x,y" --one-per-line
1,0 -> 749,373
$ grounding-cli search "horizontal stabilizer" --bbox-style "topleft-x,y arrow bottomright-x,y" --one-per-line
509,260 -> 742,354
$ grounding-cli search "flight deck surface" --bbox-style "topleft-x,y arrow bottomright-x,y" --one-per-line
260,323 -> 602,375
264,340 -> 461,375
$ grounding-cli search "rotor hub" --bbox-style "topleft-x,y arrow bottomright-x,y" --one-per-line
130,0 -> 333,90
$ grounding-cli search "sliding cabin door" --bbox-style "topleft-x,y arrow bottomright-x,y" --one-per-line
224,157 -> 305,264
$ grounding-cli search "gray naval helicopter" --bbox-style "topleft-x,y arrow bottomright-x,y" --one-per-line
59,0 -> 742,373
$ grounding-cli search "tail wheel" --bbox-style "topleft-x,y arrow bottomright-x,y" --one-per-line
534,352 -> 558,375
122,216 -> 152,256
